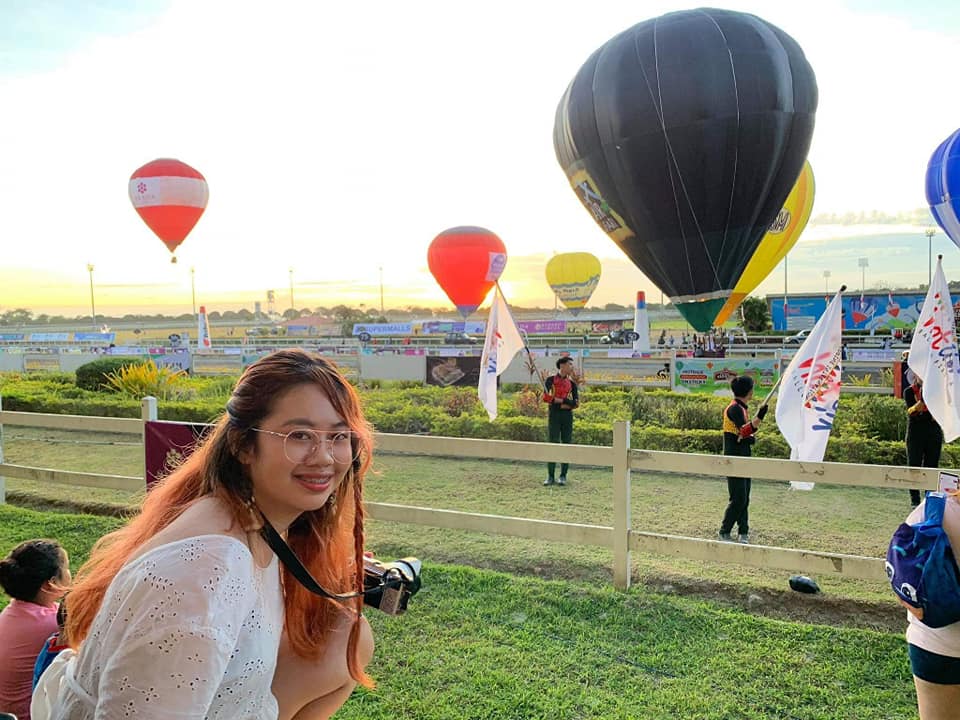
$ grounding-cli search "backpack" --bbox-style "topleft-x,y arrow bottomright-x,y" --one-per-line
886,492 -> 960,628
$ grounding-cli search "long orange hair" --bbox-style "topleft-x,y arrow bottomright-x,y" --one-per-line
65,349 -> 374,686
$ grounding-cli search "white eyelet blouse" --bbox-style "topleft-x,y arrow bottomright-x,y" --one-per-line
42,534 -> 283,720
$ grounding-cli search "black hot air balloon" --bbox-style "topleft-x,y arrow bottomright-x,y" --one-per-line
553,8 -> 817,331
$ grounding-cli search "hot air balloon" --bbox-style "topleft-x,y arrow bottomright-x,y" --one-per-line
553,9 -> 817,331
545,252 -> 601,315
427,226 -> 506,317
927,128 -> 960,249
129,159 -> 209,263
714,161 -> 815,324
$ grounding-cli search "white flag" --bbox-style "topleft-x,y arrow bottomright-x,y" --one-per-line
908,258 -> 960,442
197,305 -> 212,350
479,286 -> 525,421
776,289 -> 844,487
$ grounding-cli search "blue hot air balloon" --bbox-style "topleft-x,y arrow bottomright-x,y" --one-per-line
927,128 -> 960,249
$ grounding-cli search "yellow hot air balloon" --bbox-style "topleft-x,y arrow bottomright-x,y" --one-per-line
714,161 -> 815,325
545,252 -> 601,315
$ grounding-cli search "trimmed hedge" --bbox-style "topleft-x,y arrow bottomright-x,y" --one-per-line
74,358 -> 141,391
2,375 -> 951,467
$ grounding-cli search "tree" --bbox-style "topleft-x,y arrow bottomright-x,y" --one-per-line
740,297 -> 770,332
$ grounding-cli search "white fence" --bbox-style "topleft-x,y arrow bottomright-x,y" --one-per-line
0,397 -> 942,589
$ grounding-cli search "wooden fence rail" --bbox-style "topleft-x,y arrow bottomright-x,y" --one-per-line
0,397 -> 947,588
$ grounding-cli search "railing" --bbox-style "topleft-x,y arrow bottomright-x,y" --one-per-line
0,398 -> 942,589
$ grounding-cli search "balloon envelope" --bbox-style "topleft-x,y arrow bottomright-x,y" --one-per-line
545,252 -> 601,315
553,8 -> 817,331
129,159 -> 209,262
427,227 -> 507,317
927,129 -> 960,249
715,161 -> 815,324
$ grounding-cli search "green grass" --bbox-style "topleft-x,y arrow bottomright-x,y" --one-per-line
0,505 -> 916,720
1,427 -> 909,617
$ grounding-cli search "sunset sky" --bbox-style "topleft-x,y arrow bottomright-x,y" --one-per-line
2,0 -> 959,316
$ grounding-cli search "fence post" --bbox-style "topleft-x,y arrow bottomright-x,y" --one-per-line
141,396 -> 158,486
0,395 -> 5,505
612,420 -> 631,589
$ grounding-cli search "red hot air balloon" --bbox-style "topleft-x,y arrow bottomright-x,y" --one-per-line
427,227 -> 507,317
129,159 -> 209,263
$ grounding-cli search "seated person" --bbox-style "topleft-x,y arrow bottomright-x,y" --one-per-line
0,540 -> 71,720
32,604 -> 69,691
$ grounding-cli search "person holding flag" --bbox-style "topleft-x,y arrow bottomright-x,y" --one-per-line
543,356 -> 580,486
903,370 -> 943,507
906,255 -> 960,503
775,286 -> 846,490
718,375 -> 768,543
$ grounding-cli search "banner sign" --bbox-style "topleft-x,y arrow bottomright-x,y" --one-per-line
420,321 -> 486,335
144,421 -> 211,490
74,332 -> 116,342
23,355 -> 62,371
426,355 -> 482,387
192,353 -> 243,376
582,357 -> 667,386
517,320 -> 567,334
0,333 -> 25,342
673,358 -> 779,396
29,333 -> 70,342
352,323 -> 412,336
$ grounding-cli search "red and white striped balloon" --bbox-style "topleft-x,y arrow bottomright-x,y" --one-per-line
129,159 -> 208,263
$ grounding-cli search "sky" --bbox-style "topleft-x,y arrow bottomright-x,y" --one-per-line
1,0 -> 959,316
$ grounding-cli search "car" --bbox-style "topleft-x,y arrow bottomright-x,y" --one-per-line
784,329 -> 809,344
600,329 -> 640,345
444,331 -> 479,345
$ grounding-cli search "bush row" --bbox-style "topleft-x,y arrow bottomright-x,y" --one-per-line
1,384 -> 948,467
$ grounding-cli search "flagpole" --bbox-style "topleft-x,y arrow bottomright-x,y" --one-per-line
495,281 -> 549,392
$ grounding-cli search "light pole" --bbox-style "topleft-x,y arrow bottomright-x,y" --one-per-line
288,267 -> 295,311
379,266 -> 384,313
86,263 -> 96,330
858,257 -> 869,295
926,227 -> 937,287
782,256 -> 788,331
823,269 -> 831,295
190,266 -> 196,316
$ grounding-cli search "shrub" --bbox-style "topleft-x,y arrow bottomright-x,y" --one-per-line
75,358 -> 140,391
105,360 -> 188,401
515,387 -> 544,417
672,398 -> 722,431
442,388 -> 478,417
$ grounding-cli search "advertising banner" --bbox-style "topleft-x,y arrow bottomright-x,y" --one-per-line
582,357 -> 667,386
426,355 -> 482,387
192,353 -> 243,376
517,320 -> 567,334
23,355 -> 62,371
144,420 -> 211,490
351,323 -> 413,336
673,357 -> 779,396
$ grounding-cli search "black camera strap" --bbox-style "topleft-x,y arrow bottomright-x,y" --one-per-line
259,518 -> 365,602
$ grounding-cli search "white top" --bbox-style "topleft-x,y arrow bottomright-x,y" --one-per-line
48,535 -> 283,720
904,499 -> 960,658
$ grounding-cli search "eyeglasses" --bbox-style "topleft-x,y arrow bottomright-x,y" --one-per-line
251,428 -> 358,464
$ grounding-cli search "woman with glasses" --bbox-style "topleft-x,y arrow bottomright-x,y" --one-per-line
33,349 -> 375,720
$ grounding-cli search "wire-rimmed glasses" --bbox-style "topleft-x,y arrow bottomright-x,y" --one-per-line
251,427 -> 358,464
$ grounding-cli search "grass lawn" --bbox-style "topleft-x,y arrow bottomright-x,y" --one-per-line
0,427 -> 910,624
1,504 -> 916,720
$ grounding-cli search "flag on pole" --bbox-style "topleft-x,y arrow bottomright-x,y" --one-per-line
776,288 -> 844,488
908,257 -> 960,442
197,305 -> 212,350
479,285 -> 525,420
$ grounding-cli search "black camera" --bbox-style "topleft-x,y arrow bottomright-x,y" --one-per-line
362,557 -> 422,615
